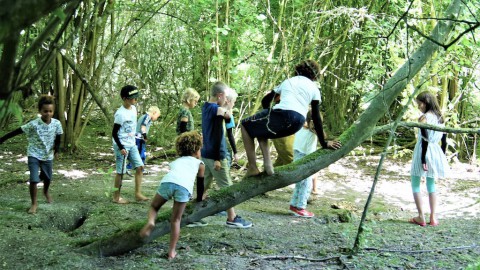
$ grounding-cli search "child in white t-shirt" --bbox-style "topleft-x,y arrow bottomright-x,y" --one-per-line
139,131 -> 205,260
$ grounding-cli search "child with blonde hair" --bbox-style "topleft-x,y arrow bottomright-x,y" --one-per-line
140,131 -> 205,260
177,88 -> 200,134
126,106 -> 161,175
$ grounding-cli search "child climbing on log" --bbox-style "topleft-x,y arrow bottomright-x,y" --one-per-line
139,131 -> 205,260
409,91 -> 449,227
0,95 -> 63,214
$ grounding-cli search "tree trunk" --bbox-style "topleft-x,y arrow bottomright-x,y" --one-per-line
77,0 -> 464,257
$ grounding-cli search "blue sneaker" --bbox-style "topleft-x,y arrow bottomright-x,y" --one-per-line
226,215 -> 252,228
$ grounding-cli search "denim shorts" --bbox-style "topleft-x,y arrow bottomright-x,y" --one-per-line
241,109 -> 305,139
113,144 -> 144,174
27,156 -> 53,183
157,182 -> 191,203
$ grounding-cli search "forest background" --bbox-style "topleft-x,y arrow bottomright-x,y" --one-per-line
0,0 -> 479,269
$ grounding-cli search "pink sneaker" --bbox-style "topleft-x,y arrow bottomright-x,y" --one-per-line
289,205 -> 314,218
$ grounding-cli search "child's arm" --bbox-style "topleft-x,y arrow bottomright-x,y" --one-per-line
310,101 -> 328,148
311,101 -> 341,150
261,90 -> 277,109
140,114 -> 150,140
196,163 -> 205,202
441,133 -> 447,154
226,127 -> 237,157
54,134 -> 61,155
112,124 -> 125,151
0,127 -> 23,144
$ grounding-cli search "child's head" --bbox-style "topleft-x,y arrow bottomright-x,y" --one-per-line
175,131 -> 203,157
295,60 -> 320,81
181,88 -> 200,108
225,88 -> 238,109
305,108 -> 326,137
38,95 -> 55,122
147,106 -> 161,121
211,81 -> 230,106
415,91 -> 443,122
120,85 -> 139,102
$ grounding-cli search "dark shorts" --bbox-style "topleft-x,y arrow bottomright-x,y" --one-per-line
241,109 -> 305,139
27,156 -> 53,183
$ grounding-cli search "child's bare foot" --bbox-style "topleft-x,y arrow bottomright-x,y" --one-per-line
139,223 -> 154,238
113,197 -> 129,204
167,251 -> 177,260
245,167 -> 261,177
28,204 -> 38,214
44,193 -> 53,203
264,164 -> 274,175
135,194 -> 149,201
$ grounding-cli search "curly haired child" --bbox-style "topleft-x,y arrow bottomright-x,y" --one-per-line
139,131 -> 205,260
0,95 -> 63,214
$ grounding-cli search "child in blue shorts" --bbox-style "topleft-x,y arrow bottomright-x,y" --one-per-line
0,95 -> 63,214
111,85 -> 148,204
139,131 -> 205,260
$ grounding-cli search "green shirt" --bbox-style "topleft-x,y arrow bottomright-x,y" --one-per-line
176,107 -> 194,134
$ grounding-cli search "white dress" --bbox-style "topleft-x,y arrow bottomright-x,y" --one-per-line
410,112 -> 449,178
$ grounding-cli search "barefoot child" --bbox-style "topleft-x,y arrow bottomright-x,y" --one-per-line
409,91 -> 448,227
140,131 -> 205,259
0,95 -> 63,214
112,85 -> 148,203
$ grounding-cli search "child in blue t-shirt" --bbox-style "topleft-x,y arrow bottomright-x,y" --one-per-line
139,131 -> 205,260
111,85 -> 148,204
0,95 -> 63,214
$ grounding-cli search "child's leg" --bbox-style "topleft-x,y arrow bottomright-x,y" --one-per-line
258,138 -> 273,175
311,173 -> 319,194
241,124 -> 260,176
296,176 -> 313,209
28,182 -> 38,214
134,167 -> 148,201
128,146 -> 148,201
39,160 -> 53,203
426,177 -> 437,224
140,194 -> 167,238
168,201 -> 187,259
411,175 -> 425,223
113,174 -> 128,204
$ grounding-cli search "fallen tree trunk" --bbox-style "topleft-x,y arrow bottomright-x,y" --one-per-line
77,0 -> 465,256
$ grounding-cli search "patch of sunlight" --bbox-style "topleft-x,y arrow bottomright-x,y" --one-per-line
98,152 -> 112,156
17,156 -> 27,162
57,169 -> 88,179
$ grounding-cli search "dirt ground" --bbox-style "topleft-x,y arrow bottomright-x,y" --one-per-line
0,134 -> 479,269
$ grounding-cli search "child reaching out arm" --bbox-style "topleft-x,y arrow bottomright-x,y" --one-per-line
139,131 -> 205,260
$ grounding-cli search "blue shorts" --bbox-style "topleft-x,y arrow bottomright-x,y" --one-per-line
27,157 -> 53,183
241,109 -> 305,139
113,144 -> 144,174
157,182 -> 191,203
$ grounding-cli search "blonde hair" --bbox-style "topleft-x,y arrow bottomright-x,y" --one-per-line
147,106 -> 160,115
226,88 -> 238,102
181,88 -> 200,104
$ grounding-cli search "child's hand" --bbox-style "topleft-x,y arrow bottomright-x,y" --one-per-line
214,160 -> 222,171
233,153 -> 239,162
327,140 -> 342,150
422,163 -> 428,171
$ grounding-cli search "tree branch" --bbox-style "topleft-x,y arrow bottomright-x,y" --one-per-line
374,122 -> 480,135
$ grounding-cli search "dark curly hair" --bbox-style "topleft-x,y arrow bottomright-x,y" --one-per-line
294,59 -> 320,81
38,95 -> 55,111
175,131 -> 203,157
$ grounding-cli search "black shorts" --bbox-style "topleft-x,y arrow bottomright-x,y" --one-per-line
240,109 -> 305,139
